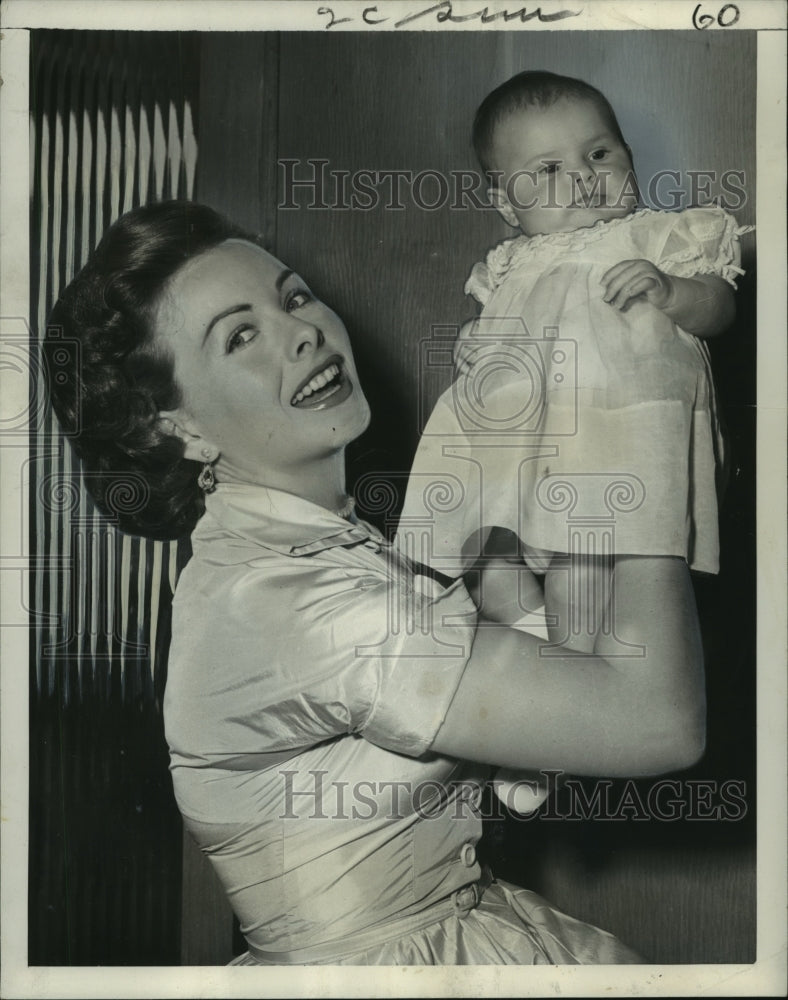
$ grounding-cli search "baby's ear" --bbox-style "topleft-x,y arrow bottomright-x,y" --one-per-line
487,187 -> 521,229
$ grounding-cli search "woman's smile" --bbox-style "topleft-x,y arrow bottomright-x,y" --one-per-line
290,355 -> 354,409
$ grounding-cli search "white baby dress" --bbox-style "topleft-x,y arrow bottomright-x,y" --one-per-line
400,207 -> 750,577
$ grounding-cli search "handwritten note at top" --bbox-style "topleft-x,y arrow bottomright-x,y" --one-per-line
316,2 -> 747,31
316,3 -> 583,31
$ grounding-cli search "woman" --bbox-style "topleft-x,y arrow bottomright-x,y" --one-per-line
46,200 -> 705,965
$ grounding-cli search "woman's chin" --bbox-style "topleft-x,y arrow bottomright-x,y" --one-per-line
291,375 -> 370,441
343,393 -> 372,443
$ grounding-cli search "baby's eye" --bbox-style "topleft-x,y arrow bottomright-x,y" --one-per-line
226,324 -> 257,354
284,288 -> 312,312
589,148 -> 608,161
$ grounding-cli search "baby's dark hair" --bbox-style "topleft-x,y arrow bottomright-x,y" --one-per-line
472,70 -> 627,178
44,200 -> 255,539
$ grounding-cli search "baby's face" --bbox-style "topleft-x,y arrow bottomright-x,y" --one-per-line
489,97 -> 638,237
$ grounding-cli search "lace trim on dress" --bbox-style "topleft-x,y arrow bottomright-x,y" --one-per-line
464,209 -> 654,305
464,207 -> 753,303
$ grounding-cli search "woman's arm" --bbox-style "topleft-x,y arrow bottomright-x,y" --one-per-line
601,261 -> 735,339
431,555 -> 705,777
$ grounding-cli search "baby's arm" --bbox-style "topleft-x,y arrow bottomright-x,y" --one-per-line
601,260 -> 735,339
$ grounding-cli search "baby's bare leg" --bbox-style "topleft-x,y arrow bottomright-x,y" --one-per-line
544,553 -> 613,654
464,528 -> 544,624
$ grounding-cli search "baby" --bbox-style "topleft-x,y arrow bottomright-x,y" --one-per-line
399,70 -> 751,810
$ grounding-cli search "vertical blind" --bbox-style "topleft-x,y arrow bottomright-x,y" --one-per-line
32,30 -> 198,700
29,30 -> 200,964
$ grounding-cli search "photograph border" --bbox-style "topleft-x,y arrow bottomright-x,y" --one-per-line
1,2 -> 785,997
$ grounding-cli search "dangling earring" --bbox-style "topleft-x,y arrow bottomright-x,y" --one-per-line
197,447 -> 217,494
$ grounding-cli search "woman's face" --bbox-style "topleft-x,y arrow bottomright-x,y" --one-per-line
154,240 -> 371,488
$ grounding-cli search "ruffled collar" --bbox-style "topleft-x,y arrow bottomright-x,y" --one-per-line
465,208 -> 655,304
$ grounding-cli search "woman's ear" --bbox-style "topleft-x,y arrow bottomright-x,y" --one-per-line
488,187 -> 521,229
158,409 -> 218,464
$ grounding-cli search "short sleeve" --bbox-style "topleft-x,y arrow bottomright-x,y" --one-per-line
464,236 -> 524,304
656,206 -> 752,288
168,554 -> 480,761
464,260 -> 494,305
292,569 -> 478,757
350,574 -> 478,755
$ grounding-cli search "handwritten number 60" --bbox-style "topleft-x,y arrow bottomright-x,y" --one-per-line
692,3 -> 741,29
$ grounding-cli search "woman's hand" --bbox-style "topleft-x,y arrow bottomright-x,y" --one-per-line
601,260 -> 735,339
453,317 -> 483,375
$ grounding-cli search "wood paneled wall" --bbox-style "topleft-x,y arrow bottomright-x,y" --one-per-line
196,29 -> 757,964
200,30 -> 755,501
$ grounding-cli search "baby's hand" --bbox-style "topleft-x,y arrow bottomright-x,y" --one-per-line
601,259 -> 675,312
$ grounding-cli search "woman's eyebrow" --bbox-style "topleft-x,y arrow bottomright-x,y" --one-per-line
275,268 -> 294,291
202,303 -> 252,347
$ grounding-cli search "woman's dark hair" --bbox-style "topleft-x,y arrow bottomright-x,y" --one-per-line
44,200 -> 256,539
472,70 -> 628,178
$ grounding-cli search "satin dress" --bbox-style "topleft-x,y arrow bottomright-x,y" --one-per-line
165,484 -> 639,965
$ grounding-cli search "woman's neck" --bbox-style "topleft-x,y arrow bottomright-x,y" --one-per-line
216,451 -> 350,515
